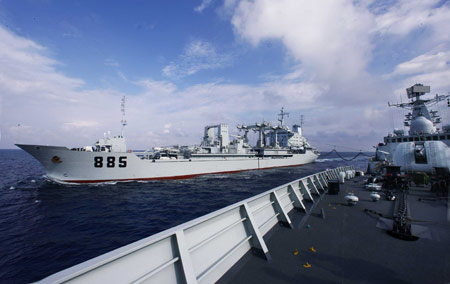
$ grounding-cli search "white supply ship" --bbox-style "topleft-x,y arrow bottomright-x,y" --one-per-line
368,84 -> 450,174
16,103 -> 319,183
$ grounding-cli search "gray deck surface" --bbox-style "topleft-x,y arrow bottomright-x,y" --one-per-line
219,176 -> 450,284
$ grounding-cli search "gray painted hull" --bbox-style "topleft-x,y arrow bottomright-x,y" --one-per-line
16,144 -> 318,183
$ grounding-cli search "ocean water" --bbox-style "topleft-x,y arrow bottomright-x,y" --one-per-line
0,149 -> 370,283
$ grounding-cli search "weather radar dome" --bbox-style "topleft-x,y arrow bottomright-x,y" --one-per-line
409,115 -> 435,135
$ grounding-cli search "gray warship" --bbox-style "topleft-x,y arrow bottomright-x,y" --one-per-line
368,84 -> 450,174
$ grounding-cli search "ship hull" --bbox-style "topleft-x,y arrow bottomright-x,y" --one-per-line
16,144 -> 318,183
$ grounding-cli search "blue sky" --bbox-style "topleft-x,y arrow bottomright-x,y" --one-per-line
1,0 -> 450,151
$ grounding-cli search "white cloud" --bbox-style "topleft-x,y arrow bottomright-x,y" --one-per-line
0,27 -> 83,99
390,50 -> 450,76
162,40 -> 232,78
136,79 -> 177,95
231,0 -> 375,83
0,26 -> 126,147
2,25 -> 330,149
104,58 -> 120,67
364,106 -> 383,120
372,1 -> 450,103
5,0 -> 450,154
282,67 -> 305,81
0,23 -> 390,151
400,70 -> 450,93
375,0 -> 450,44
62,120 -> 100,130
163,123 -> 172,134
221,0 -> 450,147
226,0 -> 393,110
60,21 -> 82,38
227,0 -> 450,102
195,0 -> 215,13
388,50 -> 450,94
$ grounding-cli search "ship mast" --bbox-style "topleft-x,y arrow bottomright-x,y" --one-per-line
120,96 -> 127,137
388,84 -> 450,128
278,107 -> 289,126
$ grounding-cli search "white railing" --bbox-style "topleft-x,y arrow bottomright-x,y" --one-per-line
38,166 -> 355,284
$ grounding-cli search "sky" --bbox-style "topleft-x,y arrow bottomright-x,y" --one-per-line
0,0 -> 450,151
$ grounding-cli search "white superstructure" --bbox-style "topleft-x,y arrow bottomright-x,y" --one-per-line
17,107 -> 319,183
368,84 -> 450,174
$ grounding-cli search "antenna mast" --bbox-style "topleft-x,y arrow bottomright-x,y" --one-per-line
278,107 -> 289,126
120,96 -> 127,137
388,84 -> 450,127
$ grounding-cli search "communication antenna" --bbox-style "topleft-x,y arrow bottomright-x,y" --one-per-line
120,96 -> 127,137
278,107 -> 289,126
300,115 -> 304,128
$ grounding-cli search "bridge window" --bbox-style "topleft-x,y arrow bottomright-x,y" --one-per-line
408,137 -> 413,141
432,136 -> 438,141
426,136 -> 431,141
440,136 -> 445,140
414,137 -> 419,141
403,138 -> 407,142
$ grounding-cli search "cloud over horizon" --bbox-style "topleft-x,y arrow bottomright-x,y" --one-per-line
162,39 -> 233,79
227,0 -> 450,99
1,0 -> 450,152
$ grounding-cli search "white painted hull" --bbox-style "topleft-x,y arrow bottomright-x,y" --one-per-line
17,144 -> 318,183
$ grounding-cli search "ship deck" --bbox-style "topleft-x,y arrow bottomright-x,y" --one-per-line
218,175 -> 450,284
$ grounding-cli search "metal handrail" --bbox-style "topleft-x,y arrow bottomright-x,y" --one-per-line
188,217 -> 247,253
37,166 -> 355,284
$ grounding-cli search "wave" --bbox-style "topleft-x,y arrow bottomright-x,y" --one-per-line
316,158 -> 343,162
44,177 -> 119,186
316,156 -> 369,163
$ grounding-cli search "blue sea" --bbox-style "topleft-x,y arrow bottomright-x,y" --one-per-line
0,149 -> 370,283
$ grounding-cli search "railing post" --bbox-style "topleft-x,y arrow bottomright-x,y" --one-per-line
175,231 -> 198,284
240,203 -> 271,261
333,168 -> 339,179
313,174 -> 324,191
329,169 -> 336,180
271,191 -> 293,229
327,169 -> 335,180
319,172 -> 328,186
287,184 -> 306,211
306,177 -> 320,195
299,179 -> 314,202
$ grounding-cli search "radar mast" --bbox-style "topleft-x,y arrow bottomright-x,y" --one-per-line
278,107 -> 289,126
120,96 -> 127,137
388,84 -> 450,128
